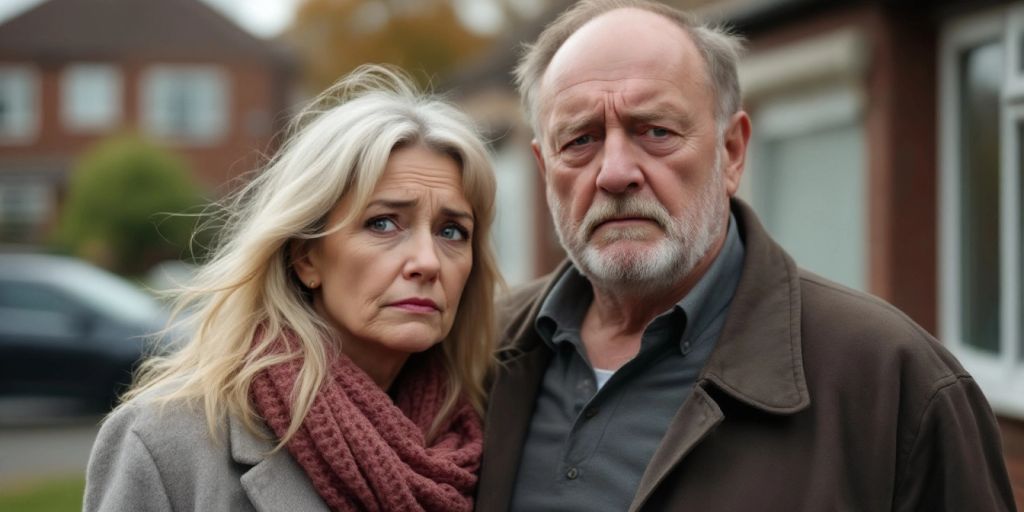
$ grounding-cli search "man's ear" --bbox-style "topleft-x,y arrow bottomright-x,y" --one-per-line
531,139 -> 547,180
722,111 -> 752,197
290,239 -> 321,288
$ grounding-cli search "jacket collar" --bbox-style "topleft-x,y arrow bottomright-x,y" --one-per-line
477,199 -> 809,512
628,199 -> 810,511
504,198 -> 809,414
698,198 -> 809,413
228,414 -> 330,511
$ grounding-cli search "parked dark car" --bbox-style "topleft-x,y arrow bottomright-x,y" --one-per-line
0,254 -> 168,413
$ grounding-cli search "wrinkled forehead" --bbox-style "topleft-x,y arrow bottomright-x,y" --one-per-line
535,8 -> 710,131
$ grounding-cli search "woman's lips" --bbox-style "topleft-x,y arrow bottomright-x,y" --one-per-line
389,298 -> 440,313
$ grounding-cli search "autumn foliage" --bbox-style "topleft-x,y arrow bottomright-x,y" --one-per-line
287,0 -> 494,92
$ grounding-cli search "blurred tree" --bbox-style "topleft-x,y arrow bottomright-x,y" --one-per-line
54,136 -> 208,276
287,0 -> 495,92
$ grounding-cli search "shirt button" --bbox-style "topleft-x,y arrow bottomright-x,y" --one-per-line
566,467 -> 579,480
584,406 -> 599,419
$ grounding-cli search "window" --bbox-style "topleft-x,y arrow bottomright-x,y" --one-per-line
744,89 -> 866,291
941,4 -> 1024,417
61,64 -> 122,131
140,66 -> 228,143
739,29 -> 869,291
491,139 -> 536,285
0,181 -> 51,243
0,66 -> 38,143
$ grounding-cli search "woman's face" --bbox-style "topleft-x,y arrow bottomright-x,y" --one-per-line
295,145 -> 474,384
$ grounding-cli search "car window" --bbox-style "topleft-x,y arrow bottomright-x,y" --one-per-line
58,267 -> 164,325
0,281 -> 81,315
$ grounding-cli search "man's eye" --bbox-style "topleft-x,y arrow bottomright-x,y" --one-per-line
567,134 -> 595,147
439,223 -> 470,241
366,217 -> 398,232
646,127 -> 670,138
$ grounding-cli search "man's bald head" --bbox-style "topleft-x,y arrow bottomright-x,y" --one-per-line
514,0 -> 744,136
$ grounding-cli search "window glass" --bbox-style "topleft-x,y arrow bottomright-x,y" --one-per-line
745,88 -> 866,292
757,123 -> 865,291
61,64 -> 121,131
1019,120 -> 1024,361
0,181 -> 50,242
958,41 -> 1004,353
0,67 -> 37,141
141,67 -> 228,142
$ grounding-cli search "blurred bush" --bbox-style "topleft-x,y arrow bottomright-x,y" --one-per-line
53,135 -> 208,276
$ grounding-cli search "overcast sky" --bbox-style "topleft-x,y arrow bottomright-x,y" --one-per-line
0,0 -> 299,36
0,0 -> 538,37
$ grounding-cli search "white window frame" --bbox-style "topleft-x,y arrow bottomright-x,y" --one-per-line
60,63 -> 122,132
940,5 -> 1024,418
139,65 -> 229,145
0,65 -> 40,144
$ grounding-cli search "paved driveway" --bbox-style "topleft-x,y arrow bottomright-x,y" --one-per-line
0,399 -> 103,488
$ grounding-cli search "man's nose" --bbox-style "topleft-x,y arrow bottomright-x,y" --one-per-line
595,131 -> 644,194
402,229 -> 441,281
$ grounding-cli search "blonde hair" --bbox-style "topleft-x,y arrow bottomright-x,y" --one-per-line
125,64 -> 500,444
514,0 -> 745,134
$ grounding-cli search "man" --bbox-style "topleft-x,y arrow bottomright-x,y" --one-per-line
476,1 -> 1016,511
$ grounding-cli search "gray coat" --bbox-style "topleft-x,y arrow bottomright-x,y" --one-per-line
84,399 -> 329,511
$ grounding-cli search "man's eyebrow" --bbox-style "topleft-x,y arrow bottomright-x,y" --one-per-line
624,106 -> 693,126
551,114 -> 602,139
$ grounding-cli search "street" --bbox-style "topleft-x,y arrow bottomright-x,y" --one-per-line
0,399 -> 102,489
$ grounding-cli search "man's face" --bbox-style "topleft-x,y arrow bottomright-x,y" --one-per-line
532,8 -> 747,290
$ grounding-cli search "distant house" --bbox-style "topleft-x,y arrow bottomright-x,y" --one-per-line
451,0 -> 1024,504
0,0 -> 295,244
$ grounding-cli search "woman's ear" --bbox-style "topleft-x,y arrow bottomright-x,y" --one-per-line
290,239 -> 321,289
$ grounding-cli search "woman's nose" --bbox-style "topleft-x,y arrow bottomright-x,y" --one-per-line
402,230 -> 441,281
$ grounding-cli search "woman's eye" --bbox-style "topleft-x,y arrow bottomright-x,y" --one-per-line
439,224 -> 469,241
366,217 -> 398,232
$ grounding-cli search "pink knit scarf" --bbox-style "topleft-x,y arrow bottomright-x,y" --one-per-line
250,340 -> 483,512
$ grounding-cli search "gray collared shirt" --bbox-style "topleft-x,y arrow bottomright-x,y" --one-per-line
509,215 -> 745,512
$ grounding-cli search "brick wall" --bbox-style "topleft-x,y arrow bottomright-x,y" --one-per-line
0,58 -> 288,194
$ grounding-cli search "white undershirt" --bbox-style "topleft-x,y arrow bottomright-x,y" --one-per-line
593,367 -> 615,390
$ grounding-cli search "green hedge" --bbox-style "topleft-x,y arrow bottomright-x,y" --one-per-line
54,135 -> 209,275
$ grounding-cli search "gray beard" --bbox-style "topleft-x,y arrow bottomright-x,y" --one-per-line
548,161 -> 727,294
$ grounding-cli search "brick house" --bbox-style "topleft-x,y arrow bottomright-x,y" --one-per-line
451,0 -> 1024,505
0,0 -> 294,244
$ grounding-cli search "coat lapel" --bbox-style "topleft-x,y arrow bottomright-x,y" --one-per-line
476,264 -> 568,512
628,387 -> 724,512
476,346 -> 552,511
628,200 -> 811,510
229,415 -> 330,512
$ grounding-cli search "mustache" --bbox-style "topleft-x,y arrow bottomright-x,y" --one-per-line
580,196 -> 673,238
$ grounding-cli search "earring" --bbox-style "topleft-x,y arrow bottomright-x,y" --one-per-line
308,280 -> 317,289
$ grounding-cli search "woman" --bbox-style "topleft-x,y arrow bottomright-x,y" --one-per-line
84,65 -> 500,512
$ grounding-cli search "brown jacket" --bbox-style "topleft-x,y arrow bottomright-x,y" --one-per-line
477,200 -> 1016,511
